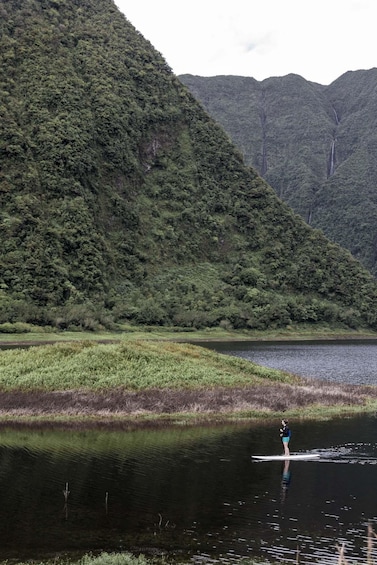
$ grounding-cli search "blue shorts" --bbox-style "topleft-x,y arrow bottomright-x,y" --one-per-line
282,437 -> 290,443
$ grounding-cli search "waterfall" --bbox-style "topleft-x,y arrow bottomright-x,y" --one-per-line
328,139 -> 336,177
307,208 -> 313,225
328,107 -> 339,177
259,91 -> 268,175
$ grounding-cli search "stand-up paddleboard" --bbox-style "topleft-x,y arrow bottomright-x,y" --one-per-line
252,453 -> 320,461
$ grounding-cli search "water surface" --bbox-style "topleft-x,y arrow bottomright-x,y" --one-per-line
2,338 -> 377,563
201,339 -> 377,385
1,416 -> 377,564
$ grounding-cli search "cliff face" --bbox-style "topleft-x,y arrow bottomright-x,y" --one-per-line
1,0 -> 377,331
180,70 -> 377,276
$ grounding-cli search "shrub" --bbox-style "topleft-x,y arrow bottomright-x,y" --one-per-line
0,322 -> 34,333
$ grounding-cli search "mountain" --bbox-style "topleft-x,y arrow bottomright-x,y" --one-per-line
179,70 -> 377,276
1,0 -> 377,332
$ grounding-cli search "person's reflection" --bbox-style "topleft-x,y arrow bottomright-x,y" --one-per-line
280,459 -> 291,502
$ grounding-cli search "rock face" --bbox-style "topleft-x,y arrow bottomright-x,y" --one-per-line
180,69 -> 377,276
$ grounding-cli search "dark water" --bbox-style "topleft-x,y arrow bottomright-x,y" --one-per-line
1,415 -> 377,564
2,338 -> 377,563
201,339 -> 377,385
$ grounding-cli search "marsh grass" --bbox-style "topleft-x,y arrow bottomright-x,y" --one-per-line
336,524 -> 377,565
0,552 -> 265,565
1,325 -> 377,345
0,340 -> 294,392
0,340 -> 376,423
75,553 -> 157,565
7,531 -> 377,565
0,553 -> 168,565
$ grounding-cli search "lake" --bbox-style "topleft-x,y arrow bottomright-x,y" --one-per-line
2,338 -> 377,564
1,415 -> 377,564
201,338 -> 377,385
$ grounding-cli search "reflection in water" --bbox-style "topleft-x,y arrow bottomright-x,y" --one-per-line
280,459 -> 291,503
63,482 -> 70,520
0,417 -> 377,564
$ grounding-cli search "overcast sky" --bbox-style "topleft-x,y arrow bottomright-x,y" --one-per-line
114,0 -> 377,85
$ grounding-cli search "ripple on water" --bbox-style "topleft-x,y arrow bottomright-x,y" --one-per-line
313,442 -> 377,464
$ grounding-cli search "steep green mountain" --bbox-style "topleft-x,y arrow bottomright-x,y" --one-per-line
1,0 -> 377,332
180,71 -> 377,276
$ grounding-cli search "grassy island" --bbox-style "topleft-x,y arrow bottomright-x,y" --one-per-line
0,328 -> 377,427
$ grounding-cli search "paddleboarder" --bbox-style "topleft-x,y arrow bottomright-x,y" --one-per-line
280,419 -> 291,456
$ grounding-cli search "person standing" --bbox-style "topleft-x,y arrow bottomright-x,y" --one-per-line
280,419 -> 291,456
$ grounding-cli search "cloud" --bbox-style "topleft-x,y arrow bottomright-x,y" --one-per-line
243,42 -> 258,54
115,0 -> 377,84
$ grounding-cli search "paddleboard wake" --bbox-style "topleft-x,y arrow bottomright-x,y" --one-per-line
252,453 -> 320,461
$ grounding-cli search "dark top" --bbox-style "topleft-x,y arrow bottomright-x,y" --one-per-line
280,424 -> 291,438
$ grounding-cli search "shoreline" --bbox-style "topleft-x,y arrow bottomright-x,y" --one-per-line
1,328 -> 377,348
0,380 -> 375,429
1,331 -> 377,428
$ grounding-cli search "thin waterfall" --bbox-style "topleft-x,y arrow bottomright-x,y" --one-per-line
328,139 -> 336,177
307,208 -> 313,225
327,106 -> 339,177
259,91 -> 268,175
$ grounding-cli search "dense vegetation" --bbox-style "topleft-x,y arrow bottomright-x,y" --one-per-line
180,70 -> 377,276
2,1 -> 377,333
3,551 -> 263,565
0,340 -> 292,391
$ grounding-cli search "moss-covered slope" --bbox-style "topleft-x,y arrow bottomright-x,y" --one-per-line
1,0 -> 377,331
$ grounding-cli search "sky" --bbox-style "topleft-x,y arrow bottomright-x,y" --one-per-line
114,0 -> 377,85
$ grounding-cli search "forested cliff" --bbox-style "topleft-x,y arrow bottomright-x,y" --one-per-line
180,71 -> 377,277
1,0 -> 377,331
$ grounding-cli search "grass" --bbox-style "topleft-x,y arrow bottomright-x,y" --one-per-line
1,324 -> 377,344
0,339 -> 377,425
0,340 -> 295,391
0,552 -> 266,565
5,527 -> 377,565
0,553 -> 170,565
